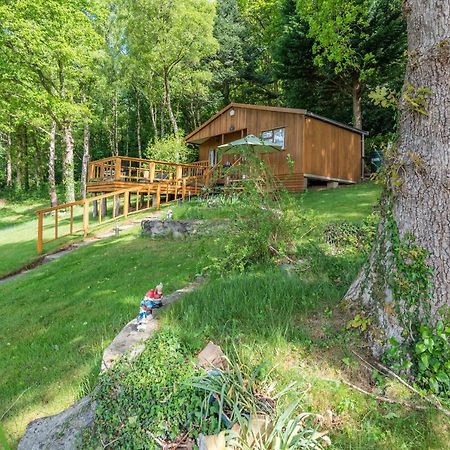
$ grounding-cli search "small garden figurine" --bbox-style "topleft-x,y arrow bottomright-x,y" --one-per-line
136,283 -> 164,331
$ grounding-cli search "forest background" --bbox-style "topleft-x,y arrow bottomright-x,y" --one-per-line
0,0 -> 406,204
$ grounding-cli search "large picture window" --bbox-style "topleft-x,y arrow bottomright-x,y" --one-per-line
261,127 -> 286,149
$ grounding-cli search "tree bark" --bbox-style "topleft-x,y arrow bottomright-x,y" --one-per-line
48,121 -> 58,207
163,68 -> 178,136
137,93 -> 142,158
80,121 -> 90,199
22,126 -> 30,190
62,121 -> 75,203
346,0 -> 450,355
111,92 -> 119,156
150,102 -> 158,141
352,72 -> 362,129
6,132 -> 12,187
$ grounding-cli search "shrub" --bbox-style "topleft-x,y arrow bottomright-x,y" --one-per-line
145,135 -> 198,163
82,332 -> 219,449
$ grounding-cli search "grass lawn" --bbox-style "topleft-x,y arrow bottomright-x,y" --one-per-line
0,193 -> 168,278
0,227 -> 208,444
2,182 -> 449,449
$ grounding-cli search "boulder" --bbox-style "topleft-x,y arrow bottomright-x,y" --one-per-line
18,396 -> 95,450
141,219 -> 192,238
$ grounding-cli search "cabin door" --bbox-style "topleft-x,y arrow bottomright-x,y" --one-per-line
209,149 -> 218,166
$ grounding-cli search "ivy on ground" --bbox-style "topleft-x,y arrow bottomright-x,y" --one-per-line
81,332 -> 221,449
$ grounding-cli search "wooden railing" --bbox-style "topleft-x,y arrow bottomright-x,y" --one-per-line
88,157 -> 209,185
35,176 -> 206,254
204,157 -> 244,186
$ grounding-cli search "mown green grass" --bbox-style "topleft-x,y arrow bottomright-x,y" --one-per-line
0,227 -> 207,445
0,193 -> 167,278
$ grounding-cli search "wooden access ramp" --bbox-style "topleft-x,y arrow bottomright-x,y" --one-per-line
35,157 -> 210,254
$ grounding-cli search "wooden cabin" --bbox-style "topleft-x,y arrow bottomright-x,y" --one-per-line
185,103 -> 368,192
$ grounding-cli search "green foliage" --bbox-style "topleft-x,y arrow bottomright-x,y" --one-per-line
83,331 -> 217,448
145,135 -> 198,163
403,84 -> 433,116
323,213 -> 379,254
414,322 -> 450,397
368,85 -> 398,109
347,314 -> 372,332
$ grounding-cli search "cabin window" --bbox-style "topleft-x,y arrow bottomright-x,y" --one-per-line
261,127 -> 286,149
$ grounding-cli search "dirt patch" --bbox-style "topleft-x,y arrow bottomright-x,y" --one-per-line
0,199 -> 6,207
295,304 -> 375,390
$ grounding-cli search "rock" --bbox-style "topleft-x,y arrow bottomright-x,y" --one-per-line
197,342 -> 227,370
18,396 -> 95,450
141,219 -> 191,238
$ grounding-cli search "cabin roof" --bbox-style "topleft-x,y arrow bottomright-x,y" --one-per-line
185,102 -> 368,144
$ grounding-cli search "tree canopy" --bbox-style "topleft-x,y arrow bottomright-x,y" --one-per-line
0,0 -> 407,201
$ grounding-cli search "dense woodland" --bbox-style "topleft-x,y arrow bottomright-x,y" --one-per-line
0,0 -> 406,204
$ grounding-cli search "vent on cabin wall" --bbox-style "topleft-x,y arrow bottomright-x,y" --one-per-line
229,125 -> 235,132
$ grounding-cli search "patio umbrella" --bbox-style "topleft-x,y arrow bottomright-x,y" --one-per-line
217,134 -> 283,154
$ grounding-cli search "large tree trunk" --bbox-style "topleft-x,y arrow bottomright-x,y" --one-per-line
352,72 -> 362,130
80,121 -> 90,199
62,121 -> 75,203
346,0 -> 450,355
48,121 -> 58,207
163,68 -> 178,136
6,132 -> 12,187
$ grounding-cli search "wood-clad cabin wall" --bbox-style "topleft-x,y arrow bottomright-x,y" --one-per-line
302,116 -> 362,182
197,107 -> 303,179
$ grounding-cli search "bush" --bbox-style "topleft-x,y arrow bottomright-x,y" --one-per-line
145,135 -> 198,163
82,332 -> 219,449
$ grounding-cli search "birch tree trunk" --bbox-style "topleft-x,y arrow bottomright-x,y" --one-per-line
150,102 -> 158,140
80,121 -> 90,199
111,92 -> 119,156
136,94 -> 142,158
6,132 -> 12,187
163,68 -> 178,136
48,121 -> 58,207
62,121 -> 75,203
346,0 -> 450,355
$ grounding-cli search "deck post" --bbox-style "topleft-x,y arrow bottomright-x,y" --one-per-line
115,157 -> 122,181
54,209 -> 58,240
92,200 -> 98,218
182,179 -> 187,200
70,205 -> 74,234
83,200 -> 89,237
156,185 -> 161,209
176,165 -> 183,180
124,191 -> 129,217
149,162 -> 156,183
37,212 -> 44,254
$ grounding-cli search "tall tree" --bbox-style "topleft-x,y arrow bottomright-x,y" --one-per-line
0,0 -> 105,202
299,0 -> 406,129
346,0 -> 450,358
123,0 -> 218,137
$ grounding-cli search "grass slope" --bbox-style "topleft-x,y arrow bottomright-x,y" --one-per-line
0,228 -> 206,444
2,183 -> 449,449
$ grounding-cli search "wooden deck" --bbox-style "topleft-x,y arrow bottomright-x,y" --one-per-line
35,157 -> 210,254
87,156 -> 209,193
34,155 -> 299,254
